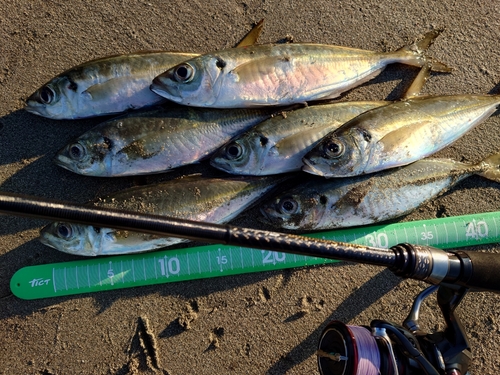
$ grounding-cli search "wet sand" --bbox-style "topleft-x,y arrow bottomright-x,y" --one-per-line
1,1 -> 500,374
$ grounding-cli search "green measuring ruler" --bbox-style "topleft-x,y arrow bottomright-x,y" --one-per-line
10,212 -> 500,300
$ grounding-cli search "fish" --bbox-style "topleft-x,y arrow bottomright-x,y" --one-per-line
261,154 -> 500,230
39,174 -> 288,256
210,101 -> 388,175
54,106 -> 280,176
150,29 -> 450,108
302,92 -> 500,178
25,20 -> 264,119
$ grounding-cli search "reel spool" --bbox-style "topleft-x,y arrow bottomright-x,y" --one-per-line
317,284 -> 472,375
317,321 -> 402,375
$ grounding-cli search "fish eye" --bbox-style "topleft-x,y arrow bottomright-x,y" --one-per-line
173,63 -> 194,83
278,196 -> 299,215
69,143 -> 86,160
323,139 -> 344,158
225,142 -> 243,160
57,223 -> 72,239
39,86 -> 55,104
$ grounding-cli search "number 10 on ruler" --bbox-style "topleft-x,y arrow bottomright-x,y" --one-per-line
158,256 -> 180,278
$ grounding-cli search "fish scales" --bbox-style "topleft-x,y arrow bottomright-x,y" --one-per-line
26,52 -> 198,119
25,20 -> 265,119
210,101 -> 388,175
261,155 -> 500,231
303,94 -> 500,177
40,175 -> 288,256
151,30 -> 450,108
55,106 -> 278,176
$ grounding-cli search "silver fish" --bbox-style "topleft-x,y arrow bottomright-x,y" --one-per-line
150,30 -> 450,108
303,93 -> 500,178
261,154 -> 500,230
25,21 -> 264,119
39,174 -> 287,256
210,101 -> 388,175
54,106 -> 279,177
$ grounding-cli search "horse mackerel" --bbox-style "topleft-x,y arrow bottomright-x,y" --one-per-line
261,154 -> 500,230
151,29 -> 450,108
25,20 -> 264,119
39,174 -> 289,256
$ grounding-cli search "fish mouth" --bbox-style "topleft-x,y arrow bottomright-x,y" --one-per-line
209,157 -> 233,173
302,158 -> 326,176
259,205 -> 281,225
53,153 -> 80,174
25,101 -> 45,117
38,230 -> 57,249
150,76 -> 179,101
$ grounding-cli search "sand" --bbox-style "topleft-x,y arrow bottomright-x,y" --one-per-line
1,1 -> 500,374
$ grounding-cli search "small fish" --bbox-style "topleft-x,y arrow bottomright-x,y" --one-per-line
261,154 -> 500,230
151,30 -> 450,108
210,101 -> 388,175
39,174 -> 287,256
25,20 -> 264,119
303,89 -> 500,178
54,106 -> 279,176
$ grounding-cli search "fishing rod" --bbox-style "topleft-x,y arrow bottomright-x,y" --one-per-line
1,191 -> 499,375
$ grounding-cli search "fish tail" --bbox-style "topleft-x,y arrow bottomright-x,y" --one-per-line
392,29 -> 452,73
477,152 -> 500,183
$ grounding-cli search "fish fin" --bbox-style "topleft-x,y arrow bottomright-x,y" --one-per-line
118,138 -> 162,160
393,29 -> 452,73
232,55 -> 294,83
275,122 -> 341,153
402,62 -> 432,99
236,19 -> 264,47
83,76 -> 148,106
378,120 -> 433,150
478,153 -> 500,183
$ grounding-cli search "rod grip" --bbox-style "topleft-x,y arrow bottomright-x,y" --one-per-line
454,251 -> 500,293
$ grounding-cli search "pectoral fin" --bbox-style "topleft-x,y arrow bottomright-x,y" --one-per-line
232,55 -> 293,83
378,120 -> 433,151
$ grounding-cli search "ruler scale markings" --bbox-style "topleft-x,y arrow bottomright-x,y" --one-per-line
87,265 -> 90,288
142,259 -> 146,281
12,212 -> 500,300
53,268 -> 57,293
393,229 -> 399,244
154,256 -> 157,279
64,267 -> 68,290
98,263 -> 102,287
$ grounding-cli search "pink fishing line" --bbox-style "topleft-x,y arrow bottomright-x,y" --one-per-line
347,325 -> 381,375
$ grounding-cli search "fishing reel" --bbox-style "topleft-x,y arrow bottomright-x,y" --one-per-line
318,284 -> 471,375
